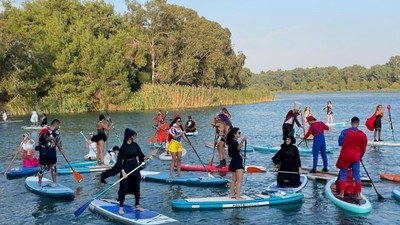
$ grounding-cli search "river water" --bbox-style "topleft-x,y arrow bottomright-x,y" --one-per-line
0,92 -> 399,225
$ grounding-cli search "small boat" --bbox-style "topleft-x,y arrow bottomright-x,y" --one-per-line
367,140 -> 400,147
22,126 -> 44,130
58,165 -> 110,175
24,176 -> 74,199
159,148 -> 187,161
90,199 -> 179,225
6,166 -> 40,179
262,175 -> 308,193
65,160 -> 97,168
380,173 -> 400,182
180,164 -> 266,173
186,130 -> 198,136
303,167 -> 371,185
326,122 -> 347,127
254,146 -> 334,154
0,120 -> 23,123
140,171 -> 229,187
324,179 -> 372,214
171,191 -> 304,210
204,142 -> 254,151
393,187 -> 400,201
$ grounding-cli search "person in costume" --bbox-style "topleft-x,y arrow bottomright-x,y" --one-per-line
336,116 -> 367,200
83,132 -> 97,161
99,145 -> 120,184
157,119 -> 169,147
185,116 -> 197,132
282,102 -> 302,138
303,115 -> 329,173
91,114 -> 110,165
227,127 -> 247,200
154,109 -> 163,127
272,136 -> 302,186
116,128 -> 146,215
167,117 -> 190,177
302,106 -> 313,134
373,104 -> 390,142
324,100 -> 333,124
21,132 -> 39,168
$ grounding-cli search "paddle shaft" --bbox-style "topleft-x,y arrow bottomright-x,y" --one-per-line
74,156 -> 154,217
387,107 -> 395,141
80,131 -> 97,153
299,111 -> 308,148
185,134 -> 213,176
105,109 -> 122,145
56,142 -> 83,183
360,160 -> 384,200
3,138 -> 24,175
244,141 -> 247,184
210,132 -> 217,166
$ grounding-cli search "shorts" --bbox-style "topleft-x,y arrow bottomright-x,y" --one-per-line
167,139 -> 183,153
91,132 -> 107,142
39,148 -> 57,165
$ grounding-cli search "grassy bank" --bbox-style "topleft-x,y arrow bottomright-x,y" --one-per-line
5,84 -> 274,115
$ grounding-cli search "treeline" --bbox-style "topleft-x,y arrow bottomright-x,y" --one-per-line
0,0 -> 256,114
251,56 -> 400,92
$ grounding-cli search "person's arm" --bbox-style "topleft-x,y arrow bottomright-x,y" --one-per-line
338,129 -> 348,146
323,123 -> 330,131
303,124 -> 313,140
237,136 -> 247,150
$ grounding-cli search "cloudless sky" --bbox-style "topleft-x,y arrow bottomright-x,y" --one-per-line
8,0 -> 400,73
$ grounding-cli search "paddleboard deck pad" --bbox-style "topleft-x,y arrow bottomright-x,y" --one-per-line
180,164 -> 266,173
140,171 -> 228,187
263,175 -> 308,193
89,199 -> 179,225
6,166 -> 39,179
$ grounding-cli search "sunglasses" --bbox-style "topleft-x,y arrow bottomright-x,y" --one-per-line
237,132 -> 241,135
177,120 -> 182,122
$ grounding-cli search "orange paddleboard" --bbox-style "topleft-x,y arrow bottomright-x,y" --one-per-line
380,173 -> 400,182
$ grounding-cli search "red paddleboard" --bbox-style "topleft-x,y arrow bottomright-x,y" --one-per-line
179,164 -> 266,173
380,173 -> 400,182
365,113 -> 376,131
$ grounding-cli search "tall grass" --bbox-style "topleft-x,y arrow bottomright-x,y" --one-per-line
5,84 -> 275,115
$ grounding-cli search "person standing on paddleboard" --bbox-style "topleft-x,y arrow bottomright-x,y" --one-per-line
302,106 -> 313,134
324,100 -> 333,124
227,127 -> 247,200
91,114 -> 111,165
30,108 -> 38,126
115,128 -> 146,215
373,104 -> 391,142
36,119 -> 62,187
336,116 -> 367,200
272,136 -> 302,187
211,114 -> 228,168
282,102 -> 302,138
167,117 -> 190,177
303,116 -> 329,173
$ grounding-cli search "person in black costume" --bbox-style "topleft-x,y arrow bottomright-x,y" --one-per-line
227,127 -> 247,200
99,146 -> 120,183
272,136 -> 302,187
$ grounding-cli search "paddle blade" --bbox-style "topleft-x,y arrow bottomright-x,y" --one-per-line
149,135 -> 155,143
74,200 -> 92,217
387,104 -> 391,110
73,170 -> 83,183
246,167 -> 265,173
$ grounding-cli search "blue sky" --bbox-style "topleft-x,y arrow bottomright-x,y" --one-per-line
8,0 -> 400,72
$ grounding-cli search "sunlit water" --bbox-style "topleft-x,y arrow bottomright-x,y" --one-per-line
0,92 -> 399,225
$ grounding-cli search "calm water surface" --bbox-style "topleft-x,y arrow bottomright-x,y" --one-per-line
1,92 -> 399,225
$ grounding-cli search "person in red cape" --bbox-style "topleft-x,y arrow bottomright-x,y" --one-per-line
373,104 -> 390,142
336,116 -> 367,200
303,115 -> 329,173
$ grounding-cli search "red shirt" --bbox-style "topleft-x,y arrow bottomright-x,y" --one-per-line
336,128 -> 367,169
303,121 -> 329,139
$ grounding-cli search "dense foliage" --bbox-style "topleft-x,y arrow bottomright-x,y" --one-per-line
0,0 -> 253,114
251,56 -> 400,92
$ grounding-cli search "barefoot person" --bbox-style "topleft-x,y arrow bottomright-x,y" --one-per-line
84,132 -> 97,161
167,117 -> 189,177
21,132 -> 39,168
116,128 -> 145,215
227,127 -> 247,200
37,119 -> 62,187
336,116 -> 367,200
91,114 -> 110,165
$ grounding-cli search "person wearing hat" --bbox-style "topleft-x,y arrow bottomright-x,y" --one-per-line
282,102 -> 302,138
185,116 -> 197,133
272,135 -> 302,187
83,132 -> 97,161
303,115 -> 330,173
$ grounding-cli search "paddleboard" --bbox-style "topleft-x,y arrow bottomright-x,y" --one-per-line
154,142 -> 167,149
90,199 -> 179,225
367,140 -> 400,147
253,146 -> 333,154
66,160 -> 97,168
302,167 -> 371,185
21,126 -> 43,130
180,164 -> 266,173
159,148 -> 187,161
24,176 -> 74,199
186,130 -> 198,136
326,122 -> 347,127
0,120 -> 23,123
58,165 -> 110,175
6,166 -> 40,179
380,173 -> 400,182
263,175 -> 308,193
393,187 -> 400,201
205,142 -> 254,151
324,179 -> 371,214
172,191 -> 304,210
140,171 -> 228,187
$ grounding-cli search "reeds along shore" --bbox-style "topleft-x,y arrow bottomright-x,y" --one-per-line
4,84 -> 275,115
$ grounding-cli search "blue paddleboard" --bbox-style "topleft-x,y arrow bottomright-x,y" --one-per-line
141,171 -> 228,187
6,166 -> 39,179
263,175 -> 308,193
24,176 -> 74,199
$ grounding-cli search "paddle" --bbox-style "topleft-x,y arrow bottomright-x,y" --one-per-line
299,110 -> 308,149
243,140 -> 247,184
56,142 -> 83,183
185,134 -> 214,178
80,131 -> 97,154
3,137 -> 24,175
360,159 -> 384,200
105,109 -> 122,145
387,104 -> 395,141
74,148 -> 157,217
209,133 -> 217,166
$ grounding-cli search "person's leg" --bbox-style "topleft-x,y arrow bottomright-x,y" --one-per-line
378,129 -> 382,141
311,144 -> 319,171
374,129 -> 378,141
235,169 -> 245,200
169,152 -> 177,177
352,162 -> 362,200
98,140 -> 104,165
38,165 -> 45,186
216,141 -> 225,167
177,151 -> 182,176
338,168 -> 348,198
50,164 -> 57,184
230,172 -> 237,198
321,142 -> 328,170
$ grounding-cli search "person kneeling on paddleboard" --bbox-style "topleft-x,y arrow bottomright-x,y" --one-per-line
336,116 -> 367,200
100,146 -> 120,184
